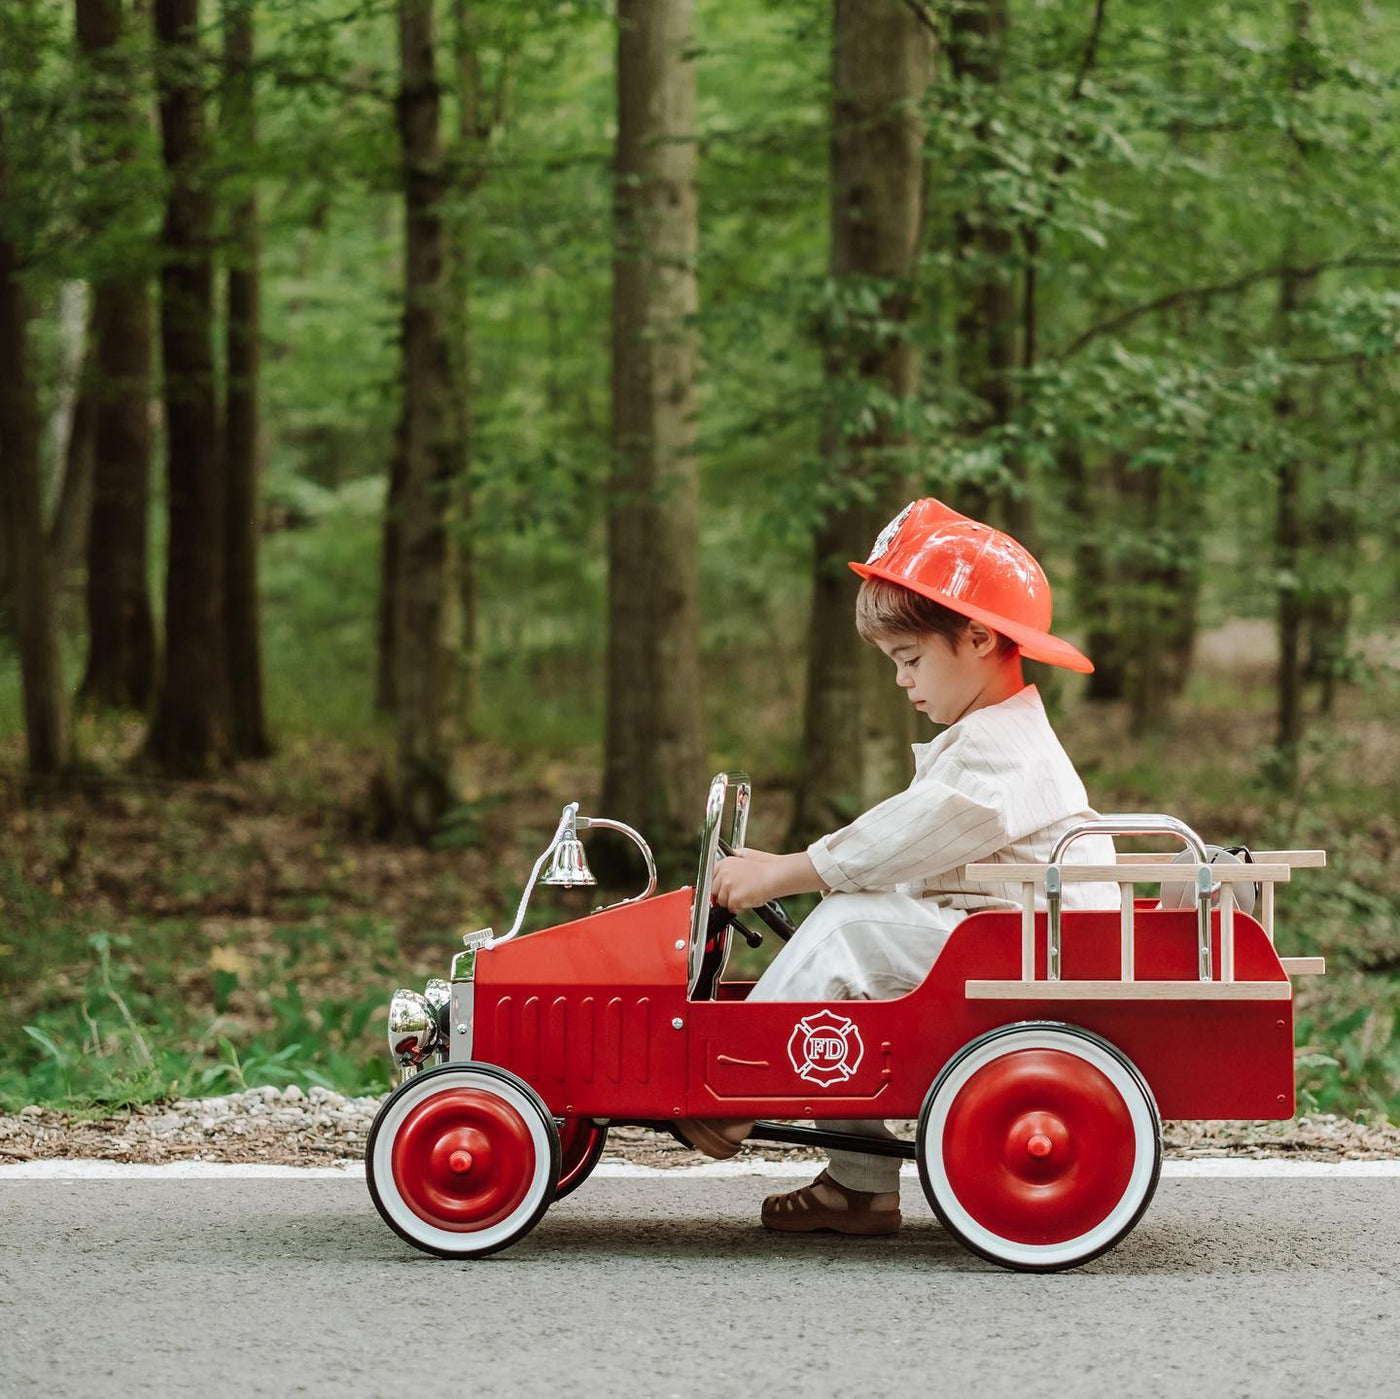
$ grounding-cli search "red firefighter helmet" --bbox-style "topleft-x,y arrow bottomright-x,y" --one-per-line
849,498 -> 1093,674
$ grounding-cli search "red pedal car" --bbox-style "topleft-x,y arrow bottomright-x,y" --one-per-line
366,773 -> 1325,1271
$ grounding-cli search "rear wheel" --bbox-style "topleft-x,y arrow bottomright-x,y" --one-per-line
367,1062 -> 559,1258
554,1117 -> 609,1200
917,1023 -> 1161,1272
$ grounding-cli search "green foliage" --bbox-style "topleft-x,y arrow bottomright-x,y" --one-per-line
0,857 -> 395,1110
1,0 -> 1397,1117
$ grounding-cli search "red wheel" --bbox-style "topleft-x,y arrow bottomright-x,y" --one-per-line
367,1063 -> 559,1258
918,1024 -> 1160,1271
554,1118 -> 609,1200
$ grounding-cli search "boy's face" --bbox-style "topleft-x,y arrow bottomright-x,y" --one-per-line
876,626 -> 992,726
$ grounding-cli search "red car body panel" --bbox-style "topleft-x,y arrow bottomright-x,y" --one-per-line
472,890 -> 1294,1122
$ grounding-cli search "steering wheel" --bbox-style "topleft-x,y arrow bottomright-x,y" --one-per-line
689,773 -> 801,999
714,838 -> 797,945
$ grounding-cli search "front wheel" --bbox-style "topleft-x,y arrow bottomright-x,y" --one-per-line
367,1062 -> 560,1259
917,1023 -> 1161,1272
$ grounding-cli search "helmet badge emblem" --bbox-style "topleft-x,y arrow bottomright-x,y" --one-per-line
866,503 -> 913,564
787,1011 -> 865,1087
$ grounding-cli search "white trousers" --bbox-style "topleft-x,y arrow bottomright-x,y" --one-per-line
747,890 -> 965,1194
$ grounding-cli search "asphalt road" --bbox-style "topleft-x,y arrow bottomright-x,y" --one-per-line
3,1173 -> 1399,1398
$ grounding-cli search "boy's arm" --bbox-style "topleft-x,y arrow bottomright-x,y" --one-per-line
712,851 -> 826,912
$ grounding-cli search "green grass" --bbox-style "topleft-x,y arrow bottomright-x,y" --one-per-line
0,856 -> 397,1111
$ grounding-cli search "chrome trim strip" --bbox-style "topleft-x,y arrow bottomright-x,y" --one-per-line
450,982 -> 475,1062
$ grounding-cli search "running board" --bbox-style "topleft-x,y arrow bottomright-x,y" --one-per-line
747,1121 -> 916,1160
617,1119 -> 917,1161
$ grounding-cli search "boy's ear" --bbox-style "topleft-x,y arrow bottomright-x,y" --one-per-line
966,620 -> 997,657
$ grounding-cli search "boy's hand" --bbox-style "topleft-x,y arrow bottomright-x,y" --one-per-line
711,850 -> 827,911
711,853 -> 778,913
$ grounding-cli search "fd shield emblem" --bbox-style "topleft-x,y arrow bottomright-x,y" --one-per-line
787,1011 -> 864,1088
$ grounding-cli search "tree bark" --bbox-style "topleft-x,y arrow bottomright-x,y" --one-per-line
145,0 -> 231,771
1063,440 -> 1125,704
448,0 -> 485,738
1274,0 -> 1315,768
602,0 -> 706,872
48,327 -> 97,584
948,0 -> 1020,531
76,0 -> 157,712
388,0 -> 461,837
222,0 -> 270,757
375,418 -> 404,715
788,0 -> 930,850
0,113 -> 72,776
1274,266 -> 1311,758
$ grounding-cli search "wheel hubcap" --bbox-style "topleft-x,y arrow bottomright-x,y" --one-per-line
392,1089 -> 536,1232
942,1049 -> 1136,1246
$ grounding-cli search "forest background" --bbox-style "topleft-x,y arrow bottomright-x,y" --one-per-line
1,0 -> 1397,1120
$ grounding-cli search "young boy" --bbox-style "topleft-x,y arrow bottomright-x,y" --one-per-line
682,496 -> 1119,1235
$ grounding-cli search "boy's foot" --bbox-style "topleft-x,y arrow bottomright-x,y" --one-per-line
673,1118 -> 752,1161
761,1170 -> 902,1236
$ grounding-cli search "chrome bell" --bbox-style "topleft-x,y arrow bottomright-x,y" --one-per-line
541,835 -> 596,888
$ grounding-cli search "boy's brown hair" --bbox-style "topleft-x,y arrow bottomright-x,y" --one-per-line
855,576 -> 1019,658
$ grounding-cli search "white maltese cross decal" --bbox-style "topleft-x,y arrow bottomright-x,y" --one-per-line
787,1010 -> 865,1087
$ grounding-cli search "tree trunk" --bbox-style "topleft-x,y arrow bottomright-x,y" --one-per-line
48,327 -> 97,583
602,0 -> 706,872
449,0 -> 484,738
76,0 -> 157,712
1274,1 -> 1315,768
375,418 -> 404,716
222,0 -> 270,757
1303,388 -> 1363,716
389,0 -> 461,838
948,0 -> 1021,532
0,114 -> 72,777
145,0 -> 231,771
787,0 -> 930,850
1065,442 -> 1125,704
1274,268 -> 1311,759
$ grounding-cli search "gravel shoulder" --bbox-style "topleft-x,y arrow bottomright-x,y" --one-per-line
3,1089 -> 1399,1167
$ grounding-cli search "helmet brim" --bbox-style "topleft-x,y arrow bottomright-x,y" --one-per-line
849,561 -> 1095,674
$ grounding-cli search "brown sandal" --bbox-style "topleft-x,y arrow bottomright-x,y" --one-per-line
761,1169 -> 902,1236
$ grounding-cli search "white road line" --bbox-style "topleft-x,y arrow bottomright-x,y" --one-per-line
3,1158 -> 1400,1181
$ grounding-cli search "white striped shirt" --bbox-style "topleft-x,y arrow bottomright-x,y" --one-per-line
807,685 -> 1119,912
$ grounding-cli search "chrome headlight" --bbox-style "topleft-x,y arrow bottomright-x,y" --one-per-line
424,978 -> 451,1057
387,988 -> 439,1071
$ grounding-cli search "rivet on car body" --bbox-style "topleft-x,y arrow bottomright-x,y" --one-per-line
672,1017 -> 683,1030
456,1024 -> 468,1034
674,940 -> 685,950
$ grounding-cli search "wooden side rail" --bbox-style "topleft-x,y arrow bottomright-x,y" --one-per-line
1114,850 -> 1326,867
966,980 -> 1293,1001
1111,850 -> 1326,944
963,846 -> 1324,994
966,863 -> 1292,884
